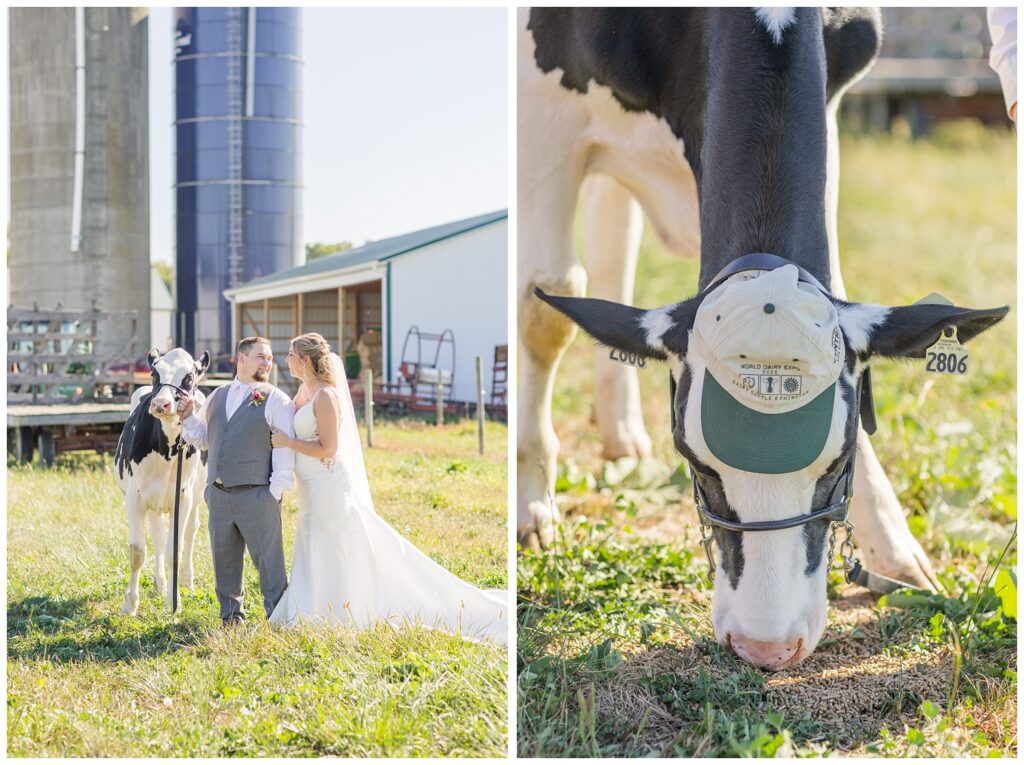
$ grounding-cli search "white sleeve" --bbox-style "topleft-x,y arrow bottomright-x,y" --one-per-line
180,388 -> 213,450
266,388 -> 296,500
988,7 -> 1017,117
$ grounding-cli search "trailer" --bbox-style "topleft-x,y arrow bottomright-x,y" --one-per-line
8,403 -> 132,465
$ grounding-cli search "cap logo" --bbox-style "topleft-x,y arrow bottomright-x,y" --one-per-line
734,361 -> 806,402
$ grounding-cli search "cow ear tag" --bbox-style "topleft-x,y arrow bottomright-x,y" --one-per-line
916,293 -> 968,376
924,326 -> 968,375
916,292 -> 954,307
608,347 -> 647,368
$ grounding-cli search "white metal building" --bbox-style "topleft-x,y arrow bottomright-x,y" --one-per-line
223,210 -> 507,403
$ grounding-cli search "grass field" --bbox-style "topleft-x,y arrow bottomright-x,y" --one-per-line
517,123 -> 1017,757
7,418 -> 508,757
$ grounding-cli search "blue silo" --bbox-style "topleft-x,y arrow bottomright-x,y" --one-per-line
173,7 -> 303,364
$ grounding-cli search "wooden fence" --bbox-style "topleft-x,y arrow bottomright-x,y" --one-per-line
7,306 -> 139,404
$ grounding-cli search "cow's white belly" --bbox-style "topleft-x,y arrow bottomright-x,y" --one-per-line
518,11 -> 700,256
580,83 -> 699,254
122,451 -> 205,513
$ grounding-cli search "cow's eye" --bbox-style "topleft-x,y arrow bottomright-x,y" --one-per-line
182,374 -> 193,390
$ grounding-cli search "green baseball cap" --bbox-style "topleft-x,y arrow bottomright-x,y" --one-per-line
692,266 -> 844,474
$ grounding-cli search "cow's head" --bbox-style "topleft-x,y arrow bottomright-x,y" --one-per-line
147,348 -> 211,423
537,264 -> 1006,670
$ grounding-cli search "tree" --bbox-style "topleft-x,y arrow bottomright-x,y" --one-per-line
306,241 -> 354,262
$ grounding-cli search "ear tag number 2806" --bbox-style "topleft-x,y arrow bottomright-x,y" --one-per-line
925,326 -> 968,375
609,348 -> 646,368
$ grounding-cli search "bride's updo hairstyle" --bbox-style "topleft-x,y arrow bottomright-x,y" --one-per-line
292,333 -> 336,386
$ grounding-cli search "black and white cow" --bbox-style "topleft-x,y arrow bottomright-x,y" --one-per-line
115,348 -> 210,615
518,8 -> 1008,669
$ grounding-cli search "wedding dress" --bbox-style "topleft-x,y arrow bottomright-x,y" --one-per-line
268,355 -> 507,644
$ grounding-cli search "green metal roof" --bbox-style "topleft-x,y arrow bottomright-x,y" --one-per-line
235,209 -> 507,290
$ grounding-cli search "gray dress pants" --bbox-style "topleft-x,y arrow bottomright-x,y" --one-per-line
205,483 -> 287,621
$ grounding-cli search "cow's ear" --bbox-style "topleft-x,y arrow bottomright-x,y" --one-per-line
196,350 -> 211,377
866,303 -> 1008,360
534,288 -> 700,360
148,349 -> 162,368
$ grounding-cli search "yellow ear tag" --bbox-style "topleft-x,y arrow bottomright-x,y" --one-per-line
925,326 -> 968,375
915,292 -> 954,307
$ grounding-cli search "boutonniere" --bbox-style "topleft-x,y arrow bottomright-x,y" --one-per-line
248,389 -> 267,408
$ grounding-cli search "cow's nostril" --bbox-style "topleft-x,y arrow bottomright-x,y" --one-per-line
730,636 -> 805,671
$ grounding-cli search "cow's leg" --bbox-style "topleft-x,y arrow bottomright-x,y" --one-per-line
179,495 -> 201,590
122,498 -> 146,616
164,498 -> 197,606
183,466 -> 208,590
581,175 -> 653,460
516,129 -> 586,548
847,433 -> 937,589
826,100 -> 935,590
149,510 -> 168,599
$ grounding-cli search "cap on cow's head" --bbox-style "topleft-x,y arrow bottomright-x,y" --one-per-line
536,272 -> 1007,670
693,266 -> 844,473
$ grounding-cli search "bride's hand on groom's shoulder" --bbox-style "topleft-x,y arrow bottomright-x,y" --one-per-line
270,427 -> 292,449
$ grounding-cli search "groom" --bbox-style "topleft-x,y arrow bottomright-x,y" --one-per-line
178,336 -> 296,625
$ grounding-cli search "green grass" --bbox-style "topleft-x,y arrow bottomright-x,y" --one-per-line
7,419 -> 508,757
519,123 -> 1017,757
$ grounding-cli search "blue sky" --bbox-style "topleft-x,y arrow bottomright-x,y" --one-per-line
149,6 -> 507,265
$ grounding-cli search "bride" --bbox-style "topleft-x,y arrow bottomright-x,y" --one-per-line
266,333 -> 507,644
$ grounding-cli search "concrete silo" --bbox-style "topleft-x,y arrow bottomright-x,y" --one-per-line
9,7 -> 150,358
173,7 -> 303,364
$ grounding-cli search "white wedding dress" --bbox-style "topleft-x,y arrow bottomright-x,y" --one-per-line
268,356 -> 507,644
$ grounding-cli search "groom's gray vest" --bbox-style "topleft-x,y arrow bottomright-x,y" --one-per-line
206,383 -> 275,488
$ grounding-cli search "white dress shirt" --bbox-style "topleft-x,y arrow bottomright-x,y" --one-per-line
988,7 -> 1017,118
181,378 -> 296,501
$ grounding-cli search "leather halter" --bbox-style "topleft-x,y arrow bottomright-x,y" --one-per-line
678,254 -> 919,595
693,458 -> 854,532
153,382 -> 195,401
703,251 -> 830,295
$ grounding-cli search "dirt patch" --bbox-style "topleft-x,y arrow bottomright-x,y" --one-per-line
549,570 -> 954,755
765,592 -> 953,749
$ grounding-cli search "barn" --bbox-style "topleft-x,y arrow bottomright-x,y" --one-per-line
223,210 -> 507,405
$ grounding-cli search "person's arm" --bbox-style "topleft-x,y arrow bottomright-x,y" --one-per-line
178,387 -> 214,449
988,7 -> 1017,121
266,389 -> 296,501
272,389 -> 340,460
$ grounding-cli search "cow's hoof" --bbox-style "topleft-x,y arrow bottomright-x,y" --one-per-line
518,500 -> 559,550
861,538 -> 938,592
599,422 -> 653,462
879,553 -> 938,591
122,593 -> 139,616
518,528 -> 542,551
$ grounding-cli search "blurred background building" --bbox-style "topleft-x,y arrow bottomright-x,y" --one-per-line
8,7 -> 151,358
173,7 -> 303,368
843,7 -> 1010,135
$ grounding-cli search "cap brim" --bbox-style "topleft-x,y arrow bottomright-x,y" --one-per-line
701,371 -> 835,474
